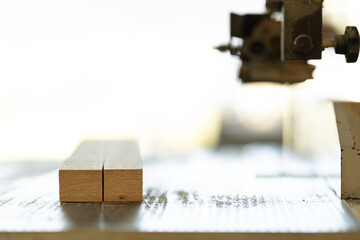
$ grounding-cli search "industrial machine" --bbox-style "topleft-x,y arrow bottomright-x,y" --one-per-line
216,0 -> 360,84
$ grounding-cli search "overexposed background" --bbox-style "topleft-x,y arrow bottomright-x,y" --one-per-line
0,0 -> 360,161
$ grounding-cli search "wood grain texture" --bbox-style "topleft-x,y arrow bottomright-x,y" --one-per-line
59,141 -> 104,202
103,141 -> 143,202
2,144 -> 360,239
333,102 -> 360,199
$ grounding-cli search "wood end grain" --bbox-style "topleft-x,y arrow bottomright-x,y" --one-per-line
59,169 -> 103,202
59,140 -> 143,203
104,169 -> 143,202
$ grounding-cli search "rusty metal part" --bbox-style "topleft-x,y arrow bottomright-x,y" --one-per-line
215,13 -> 314,84
240,19 -> 281,61
293,34 -> 313,54
240,61 -> 315,84
322,39 -> 336,49
214,43 -> 241,56
266,0 -> 323,61
230,13 -> 270,39
215,0 -> 359,84
322,26 -> 360,63
334,27 -> 359,63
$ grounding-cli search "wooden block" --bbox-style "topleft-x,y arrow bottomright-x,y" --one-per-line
334,102 -> 360,199
104,141 -> 143,202
59,141 -> 104,202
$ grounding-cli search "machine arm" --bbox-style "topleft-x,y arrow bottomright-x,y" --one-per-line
216,0 -> 360,83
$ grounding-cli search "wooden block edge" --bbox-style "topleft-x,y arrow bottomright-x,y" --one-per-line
59,169 -> 103,203
103,169 -> 143,202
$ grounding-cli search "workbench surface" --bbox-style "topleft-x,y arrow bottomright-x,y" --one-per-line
1,144 -> 360,240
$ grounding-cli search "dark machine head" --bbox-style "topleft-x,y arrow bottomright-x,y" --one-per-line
216,0 -> 359,84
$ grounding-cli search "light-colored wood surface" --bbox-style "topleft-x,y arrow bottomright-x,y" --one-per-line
59,141 -> 104,202
2,144 -> 360,240
60,140 -> 143,202
333,102 -> 360,199
104,141 -> 142,202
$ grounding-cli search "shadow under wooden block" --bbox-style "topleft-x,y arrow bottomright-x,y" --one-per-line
59,141 -> 104,202
104,141 -> 143,202
334,102 -> 360,199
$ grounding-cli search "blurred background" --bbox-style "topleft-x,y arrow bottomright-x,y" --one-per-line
0,0 -> 360,161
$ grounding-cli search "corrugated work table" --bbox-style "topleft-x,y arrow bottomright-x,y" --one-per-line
1,144 -> 360,240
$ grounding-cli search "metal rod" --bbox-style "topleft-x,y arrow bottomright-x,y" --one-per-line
322,39 -> 335,49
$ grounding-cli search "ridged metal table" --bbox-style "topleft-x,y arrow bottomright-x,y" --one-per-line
1,144 -> 359,240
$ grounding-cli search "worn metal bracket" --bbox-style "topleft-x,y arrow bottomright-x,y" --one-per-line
267,0 -> 323,61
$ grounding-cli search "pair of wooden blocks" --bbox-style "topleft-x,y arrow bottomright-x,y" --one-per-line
59,140 -> 142,202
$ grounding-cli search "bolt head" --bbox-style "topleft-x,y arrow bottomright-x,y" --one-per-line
344,26 -> 359,63
293,34 -> 313,54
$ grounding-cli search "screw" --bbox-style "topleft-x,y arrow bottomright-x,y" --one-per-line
293,34 -> 313,53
